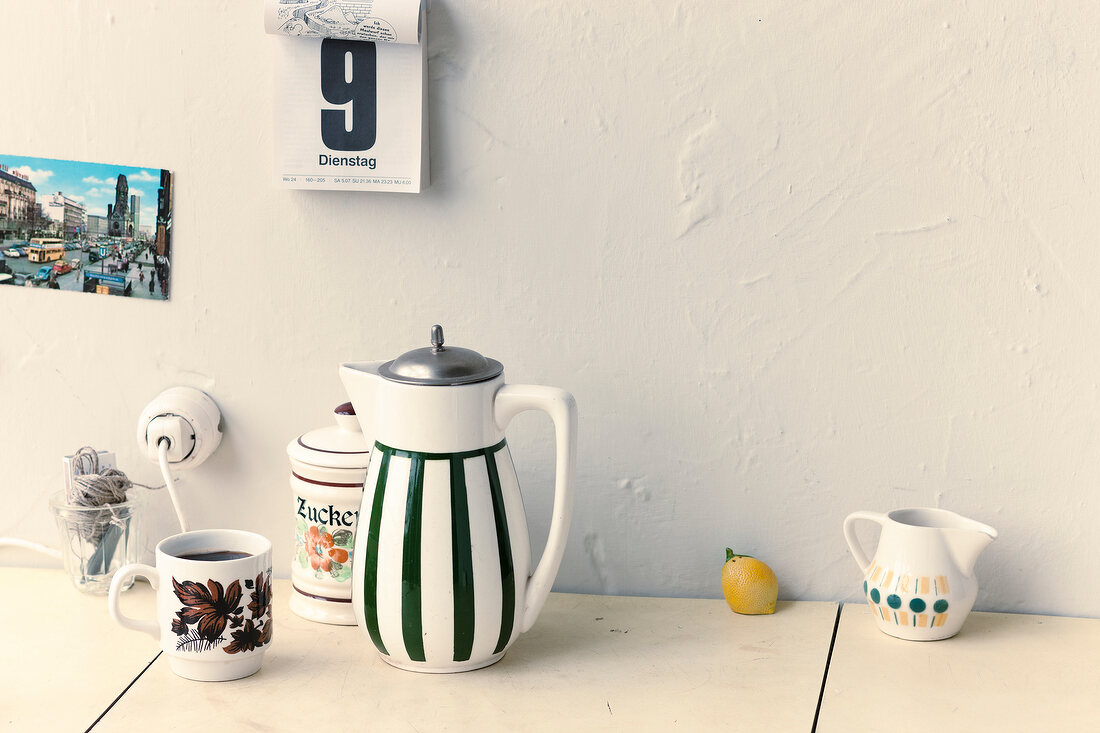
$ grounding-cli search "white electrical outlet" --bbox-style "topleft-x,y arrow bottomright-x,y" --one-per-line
145,415 -> 194,462
136,387 -> 222,470
62,450 -> 116,495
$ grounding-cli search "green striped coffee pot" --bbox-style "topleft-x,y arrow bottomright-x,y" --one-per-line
340,325 -> 577,672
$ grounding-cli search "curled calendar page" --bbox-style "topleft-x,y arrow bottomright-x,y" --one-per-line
265,0 -> 429,193
264,0 -> 423,45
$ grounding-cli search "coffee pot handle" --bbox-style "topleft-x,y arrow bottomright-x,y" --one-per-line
494,384 -> 577,633
843,511 -> 887,572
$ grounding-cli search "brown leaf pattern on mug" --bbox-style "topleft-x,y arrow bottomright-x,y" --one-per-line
172,578 -> 243,642
169,573 -> 271,654
248,572 -> 272,619
224,619 -> 263,654
226,570 -> 273,654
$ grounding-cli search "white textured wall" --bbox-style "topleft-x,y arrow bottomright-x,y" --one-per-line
2,1 -> 1097,617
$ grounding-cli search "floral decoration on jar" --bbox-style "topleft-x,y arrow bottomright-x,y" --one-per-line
295,521 -> 353,582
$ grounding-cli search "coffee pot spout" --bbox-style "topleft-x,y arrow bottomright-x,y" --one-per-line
944,521 -> 998,577
339,361 -> 385,439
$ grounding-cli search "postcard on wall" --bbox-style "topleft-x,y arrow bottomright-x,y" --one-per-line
0,154 -> 173,300
265,0 -> 429,193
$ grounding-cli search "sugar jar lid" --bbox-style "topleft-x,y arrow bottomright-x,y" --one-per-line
378,325 -> 503,386
286,403 -> 371,469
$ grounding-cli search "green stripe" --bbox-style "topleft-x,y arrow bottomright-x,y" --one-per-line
450,455 -> 475,662
361,452 -> 390,655
485,450 -> 515,654
376,439 -> 507,461
372,440 -> 513,663
401,456 -> 426,662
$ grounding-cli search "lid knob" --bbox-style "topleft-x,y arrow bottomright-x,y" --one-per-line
332,402 -> 361,433
377,325 -> 504,386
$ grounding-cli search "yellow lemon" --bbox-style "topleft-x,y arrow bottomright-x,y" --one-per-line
721,548 -> 778,615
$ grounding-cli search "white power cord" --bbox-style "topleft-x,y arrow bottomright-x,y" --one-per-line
158,437 -> 189,533
0,538 -> 62,560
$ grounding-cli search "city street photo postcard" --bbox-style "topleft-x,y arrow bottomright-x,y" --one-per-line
0,153 -> 174,300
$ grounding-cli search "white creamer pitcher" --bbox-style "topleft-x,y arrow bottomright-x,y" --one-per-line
340,326 -> 577,672
844,508 -> 997,641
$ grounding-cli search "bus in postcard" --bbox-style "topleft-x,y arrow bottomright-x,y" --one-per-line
26,238 -> 65,263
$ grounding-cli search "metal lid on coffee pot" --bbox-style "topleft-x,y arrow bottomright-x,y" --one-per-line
378,325 -> 503,386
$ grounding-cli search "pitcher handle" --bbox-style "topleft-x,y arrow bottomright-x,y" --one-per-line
843,511 -> 887,573
494,384 -> 577,632
108,563 -> 161,640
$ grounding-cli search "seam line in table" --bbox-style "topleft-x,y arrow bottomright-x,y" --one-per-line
811,603 -> 843,733
85,651 -> 162,732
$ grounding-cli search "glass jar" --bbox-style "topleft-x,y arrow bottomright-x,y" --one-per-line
49,491 -> 136,594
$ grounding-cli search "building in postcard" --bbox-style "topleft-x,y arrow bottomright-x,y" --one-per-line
86,215 -> 108,237
107,174 -> 129,237
0,163 -> 37,221
155,169 -> 172,257
42,192 -> 87,238
129,194 -> 140,237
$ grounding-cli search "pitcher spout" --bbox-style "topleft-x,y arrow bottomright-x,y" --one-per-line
339,362 -> 385,440
944,520 -> 998,576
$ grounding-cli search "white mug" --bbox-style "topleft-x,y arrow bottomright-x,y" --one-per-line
108,529 -> 273,681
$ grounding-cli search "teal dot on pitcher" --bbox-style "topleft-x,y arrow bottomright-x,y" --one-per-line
909,598 -> 926,613
934,599 -> 949,613
887,594 -> 901,609
870,588 -> 880,604
863,580 -> 868,596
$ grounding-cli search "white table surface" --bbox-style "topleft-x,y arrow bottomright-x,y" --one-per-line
817,603 -> 1100,733
97,581 -> 839,732
10,568 -> 1095,732
0,567 -> 158,731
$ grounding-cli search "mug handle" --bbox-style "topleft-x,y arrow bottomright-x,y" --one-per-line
108,563 -> 160,640
843,511 -> 887,573
494,384 -> 577,633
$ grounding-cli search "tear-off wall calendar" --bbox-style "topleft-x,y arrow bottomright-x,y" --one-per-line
265,0 -> 429,193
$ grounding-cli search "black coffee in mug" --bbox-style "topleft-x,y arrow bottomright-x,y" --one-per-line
178,550 -> 252,562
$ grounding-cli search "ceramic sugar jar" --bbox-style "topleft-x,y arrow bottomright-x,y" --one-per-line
287,403 -> 370,625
